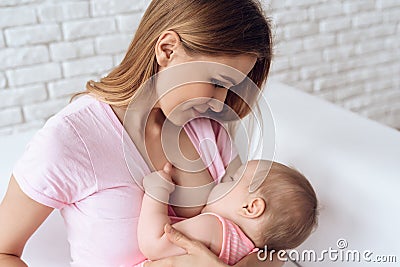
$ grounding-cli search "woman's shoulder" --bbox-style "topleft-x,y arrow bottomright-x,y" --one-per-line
12,95 -> 102,208
22,94 -> 113,164
48,94 -> 101,126
42,94 -> 115,139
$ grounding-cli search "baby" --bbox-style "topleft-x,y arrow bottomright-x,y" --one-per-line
136,160 -> 318,265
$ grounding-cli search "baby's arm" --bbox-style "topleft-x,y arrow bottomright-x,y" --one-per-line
137,163 -> 222,261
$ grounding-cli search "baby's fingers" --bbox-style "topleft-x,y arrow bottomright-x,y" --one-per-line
163,162 -> 173,175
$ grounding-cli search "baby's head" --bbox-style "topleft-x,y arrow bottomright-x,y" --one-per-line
204,160 -> 318,250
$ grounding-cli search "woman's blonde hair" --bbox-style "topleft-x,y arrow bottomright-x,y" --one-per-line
83,0 -> 273,119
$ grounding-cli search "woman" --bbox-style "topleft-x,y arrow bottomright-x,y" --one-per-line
0,0 -> 281,266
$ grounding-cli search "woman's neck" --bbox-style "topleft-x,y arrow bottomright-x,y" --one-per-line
111,101 -> 165,134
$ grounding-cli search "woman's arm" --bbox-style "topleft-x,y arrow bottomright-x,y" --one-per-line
144,224 -> 224,267
145,224 -> 284,267
0,176 -> 54,267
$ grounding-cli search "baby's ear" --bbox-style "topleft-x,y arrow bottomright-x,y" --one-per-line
241,197 -> 265,219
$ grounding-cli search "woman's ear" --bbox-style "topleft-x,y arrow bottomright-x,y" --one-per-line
155,30 -> 182,67
241,197 -> 266,219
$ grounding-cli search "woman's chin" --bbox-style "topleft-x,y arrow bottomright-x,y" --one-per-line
166,110 -> 204,126
165,116 -> 189,127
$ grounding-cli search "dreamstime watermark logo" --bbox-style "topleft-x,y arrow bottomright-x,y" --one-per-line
257,238 -> 398,263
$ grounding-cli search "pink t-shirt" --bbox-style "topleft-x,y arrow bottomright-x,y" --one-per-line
13,95 -> 237,267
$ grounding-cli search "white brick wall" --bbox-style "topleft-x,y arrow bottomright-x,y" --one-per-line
37,2 -> 89,22
5,24 -> 62,46
50,39 -> 94,61
0,46 -> 49,69
0,107 -> 23,128
0,84 -> 47,109
6,63 -> 62,87
0,72 -> 6,88
0,0 -> 145,134
0,0 -> 399,135
62,18 -> 116,41
269,0 -> 400,130
0,6 -> 36,28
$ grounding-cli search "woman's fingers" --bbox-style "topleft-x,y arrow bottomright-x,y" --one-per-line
164,224 -> 209,254
164,224 -> 195,252
144,224 -> 225,267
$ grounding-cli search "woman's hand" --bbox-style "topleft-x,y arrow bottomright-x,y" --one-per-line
143,224 -> 285,267
144,224 -> 226,267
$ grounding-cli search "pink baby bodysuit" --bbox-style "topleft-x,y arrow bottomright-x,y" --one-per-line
13,94 -> 237,267
205,212 -> 255,265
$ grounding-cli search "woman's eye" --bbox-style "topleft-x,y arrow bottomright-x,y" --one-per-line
211,80 -> 225,88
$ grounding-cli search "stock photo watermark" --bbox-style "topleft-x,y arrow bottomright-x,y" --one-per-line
257,238 -> 398,264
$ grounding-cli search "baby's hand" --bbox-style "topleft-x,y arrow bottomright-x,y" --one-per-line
143,162 -> 176,198
158,162 -> 174,183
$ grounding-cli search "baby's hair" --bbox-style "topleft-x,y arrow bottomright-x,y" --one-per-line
252,161 -> 318,250
82,0 -> 273,120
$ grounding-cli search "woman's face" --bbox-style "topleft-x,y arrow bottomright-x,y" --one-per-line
155,53 -> 257,125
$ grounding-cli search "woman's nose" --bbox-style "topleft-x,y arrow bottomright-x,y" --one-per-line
209,87 -> 228,112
